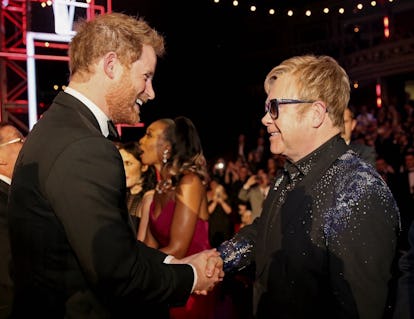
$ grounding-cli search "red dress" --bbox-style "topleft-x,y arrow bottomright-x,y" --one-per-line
149,200 -> 216,319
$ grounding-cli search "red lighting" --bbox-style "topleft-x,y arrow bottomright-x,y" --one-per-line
383,16 -> 389,27
376,97 -> 382,108
376,83 -> 381,96
376,84 -> 382,108
115,123 -> 145,137
383,16 -> 390,38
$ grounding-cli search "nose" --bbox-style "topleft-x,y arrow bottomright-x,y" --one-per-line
261,112 -> 271,126
145,80 -> 155,101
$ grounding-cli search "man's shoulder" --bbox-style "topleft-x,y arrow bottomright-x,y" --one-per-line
349,142 -> 375,153
349,142 -> 376,167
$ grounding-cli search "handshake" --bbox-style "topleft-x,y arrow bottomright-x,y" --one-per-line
170,249 -> 224,294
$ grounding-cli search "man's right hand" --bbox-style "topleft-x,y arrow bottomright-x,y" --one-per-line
170,248 -> 224,295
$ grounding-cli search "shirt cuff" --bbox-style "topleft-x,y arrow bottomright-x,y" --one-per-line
188,264 -> 197,293
163,255 -> 197,293
163,255 -> 174,264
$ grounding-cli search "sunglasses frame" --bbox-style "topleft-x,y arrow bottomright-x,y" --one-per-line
265,98 -> 316,120
0,137 -> 24,147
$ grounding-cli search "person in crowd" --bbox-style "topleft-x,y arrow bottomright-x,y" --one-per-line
393,220 -> 414,319
207,179 -> 234,249
118,141 -> 157,236
236,200 -> 252,231
224,156 -> 247,186
0,123 -> 24,319
7,13 -> 222,318
225,162 -> 251,203
216,54 -> 400,318
342,105 -> 377,167
393,149 -> 414,319
211,157 -> 227,185
236,133 -> 248,163
266,155 -> 284,181
139,116 -> 216,319
393,149 -> 414,252
238,168 -> 270,222
376,156 -> 397,186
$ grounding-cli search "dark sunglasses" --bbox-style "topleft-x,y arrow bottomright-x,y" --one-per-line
265,99 -> 316,120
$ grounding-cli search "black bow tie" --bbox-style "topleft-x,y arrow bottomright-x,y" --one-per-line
107,120 -> 120,141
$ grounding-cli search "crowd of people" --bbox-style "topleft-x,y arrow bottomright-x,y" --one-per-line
1,11 -> 414,319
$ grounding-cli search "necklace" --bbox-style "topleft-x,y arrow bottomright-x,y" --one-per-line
155,179 -> 172,194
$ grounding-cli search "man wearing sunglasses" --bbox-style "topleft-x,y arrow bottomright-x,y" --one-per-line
0,122 -> 24,319
217,55 -> 400,318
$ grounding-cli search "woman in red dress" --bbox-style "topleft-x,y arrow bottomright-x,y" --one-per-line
139,116 -> 215,319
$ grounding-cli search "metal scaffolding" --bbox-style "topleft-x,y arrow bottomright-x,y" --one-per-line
0,0 -> 112,133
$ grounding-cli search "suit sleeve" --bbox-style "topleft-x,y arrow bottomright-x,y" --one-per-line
44,137 -> 193,306
218,215 -> 259,273
328,172 -> 400,319
238,187 -> 250,202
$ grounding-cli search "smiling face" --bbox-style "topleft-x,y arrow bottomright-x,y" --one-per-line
261,74 -> 315,162
107,44 -> 157,124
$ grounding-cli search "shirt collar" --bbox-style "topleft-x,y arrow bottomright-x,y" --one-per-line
0,174 -> 11,185
64,87 -> 110,137
284,134 -> 343,181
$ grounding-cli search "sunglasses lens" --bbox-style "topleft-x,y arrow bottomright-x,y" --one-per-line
270,100 -> 278,119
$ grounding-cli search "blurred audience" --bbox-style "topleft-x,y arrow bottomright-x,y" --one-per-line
393,149 -> 414,252
236,200 -> 252,231
207,180 -> 234,248
238,168 -> 270,222
342,105 -> 377,167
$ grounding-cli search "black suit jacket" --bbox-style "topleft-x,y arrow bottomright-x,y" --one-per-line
8,92 -> 193,318
227,136 -> 399,318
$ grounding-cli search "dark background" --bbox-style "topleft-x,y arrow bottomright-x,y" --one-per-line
30,0 -> 414,161
111,1 -> 268,160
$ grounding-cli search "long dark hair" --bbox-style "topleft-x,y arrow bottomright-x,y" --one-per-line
157,116 -> 209,193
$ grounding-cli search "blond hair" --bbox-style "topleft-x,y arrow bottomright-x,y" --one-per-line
264,55 -> 350,128
69,12 -> 165,76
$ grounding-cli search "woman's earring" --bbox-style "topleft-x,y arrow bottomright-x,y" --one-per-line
162,149 -> 168,164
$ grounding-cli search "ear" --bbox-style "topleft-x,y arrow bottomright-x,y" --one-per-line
311,101 -> 328,128
141,164 -> 149,172
103,52 -> 118,79
351,118 -> 357,131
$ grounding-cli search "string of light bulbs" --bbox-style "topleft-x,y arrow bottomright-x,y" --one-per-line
210,0 -> 398,18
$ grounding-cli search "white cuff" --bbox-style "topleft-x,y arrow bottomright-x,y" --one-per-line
163,255 -> 174,264
163,255 -> 197,293
188,263 -> 197,293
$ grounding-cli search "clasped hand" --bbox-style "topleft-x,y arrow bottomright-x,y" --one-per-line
170,248 -> 224,295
